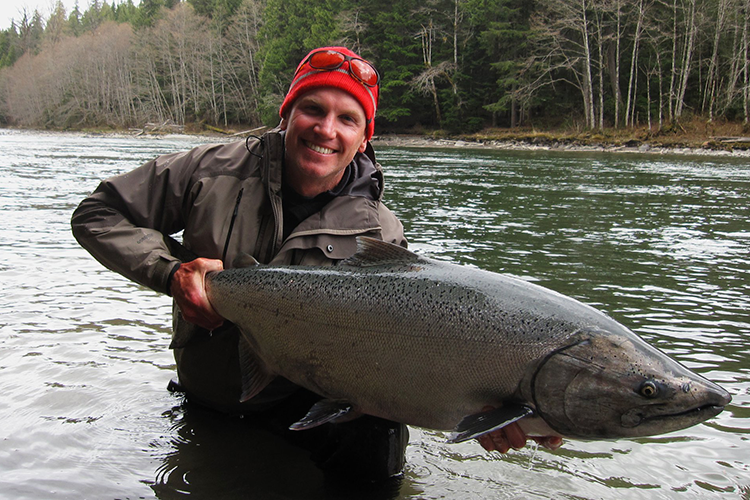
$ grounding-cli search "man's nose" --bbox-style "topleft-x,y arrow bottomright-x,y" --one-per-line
314,113 -> 336,137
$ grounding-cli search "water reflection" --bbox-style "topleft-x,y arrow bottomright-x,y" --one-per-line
151,401 -> 405,500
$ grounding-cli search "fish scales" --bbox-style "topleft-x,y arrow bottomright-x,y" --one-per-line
204,237 -> 731,441
209,264 -> 538,428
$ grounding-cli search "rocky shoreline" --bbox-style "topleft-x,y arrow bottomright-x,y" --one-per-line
371,134 -> 750,158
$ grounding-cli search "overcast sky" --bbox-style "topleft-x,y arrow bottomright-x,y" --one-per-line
3,0 -> 142,31
1,0 -> 74,30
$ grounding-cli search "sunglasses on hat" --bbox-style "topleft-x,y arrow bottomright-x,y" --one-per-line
296,49 -> 380,88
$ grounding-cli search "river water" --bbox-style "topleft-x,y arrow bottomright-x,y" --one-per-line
1,129 -> 748,499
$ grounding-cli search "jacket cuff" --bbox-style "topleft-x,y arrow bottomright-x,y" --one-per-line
164,261 -> 182,296
154,256 -> 182,296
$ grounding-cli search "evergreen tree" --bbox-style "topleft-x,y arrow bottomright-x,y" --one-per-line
81,0 -> 105,32
113,0 -> 141,24
135,0 -> 168,28
257,0 -> 345,125
15,9 -> 46,55
362,0 -> 432,130
45,1 -> 68,44
0,26 -> 20,68
468,0 -> 534,127
67,2 -> 83,36
188,0 -> 244,20
100,1 -> 117,23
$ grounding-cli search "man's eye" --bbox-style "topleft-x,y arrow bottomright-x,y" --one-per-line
301,104 -> 322,114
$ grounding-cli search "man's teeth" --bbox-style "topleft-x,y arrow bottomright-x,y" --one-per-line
306,141 -> 334,154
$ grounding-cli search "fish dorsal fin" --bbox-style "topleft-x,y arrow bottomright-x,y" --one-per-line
232,252 -> 260,269
288,400 -> 359,430
448,404 -> 534,443
237,335 -> 276,402
341,237 -> 422,267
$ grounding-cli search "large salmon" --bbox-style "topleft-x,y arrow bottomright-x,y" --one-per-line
204,237 -> 731,442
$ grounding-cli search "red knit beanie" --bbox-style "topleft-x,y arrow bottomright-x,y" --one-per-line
279,47 -> 379,141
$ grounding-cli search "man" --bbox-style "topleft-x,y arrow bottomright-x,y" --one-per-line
72,46 -> 556,482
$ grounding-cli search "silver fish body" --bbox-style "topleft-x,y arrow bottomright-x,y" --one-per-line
205,238 -> 731,441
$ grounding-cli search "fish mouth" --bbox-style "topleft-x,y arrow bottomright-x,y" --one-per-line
623,402 -> 728,428
654,403 -> 726,421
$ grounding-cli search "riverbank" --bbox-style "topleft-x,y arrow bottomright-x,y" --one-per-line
6,119 -> 750,157
191,119 -> 750,157
371,134 -> 750,158
372,120 -> 750,157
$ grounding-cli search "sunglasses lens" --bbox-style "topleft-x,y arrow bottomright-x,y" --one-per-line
304,50 -> 379,88
309,50 -> 345,70
350,59 -> 379,87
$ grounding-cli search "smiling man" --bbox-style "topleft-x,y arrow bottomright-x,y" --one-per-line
72,46 -> 549,483
281,88 -> 370,197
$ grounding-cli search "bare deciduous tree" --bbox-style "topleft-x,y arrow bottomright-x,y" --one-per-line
525,0 -> 599,129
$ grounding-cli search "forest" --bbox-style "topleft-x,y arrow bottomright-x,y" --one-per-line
1,0 -> 749,136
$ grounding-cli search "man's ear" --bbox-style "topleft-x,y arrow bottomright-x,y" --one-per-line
279,116 -> 288,130
358,135 -> 368,153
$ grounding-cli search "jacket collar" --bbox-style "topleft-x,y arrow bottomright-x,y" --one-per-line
260,128 -> 285,198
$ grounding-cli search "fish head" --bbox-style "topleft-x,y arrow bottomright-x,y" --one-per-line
530,328 -> 731,440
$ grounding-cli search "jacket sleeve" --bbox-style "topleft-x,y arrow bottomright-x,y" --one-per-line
71,148 -> 203,295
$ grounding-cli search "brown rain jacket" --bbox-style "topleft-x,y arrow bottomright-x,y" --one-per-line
71,128 -> 406,412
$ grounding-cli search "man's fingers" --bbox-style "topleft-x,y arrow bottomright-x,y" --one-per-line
477,433 -> 496,452
180,303 -> 224,330
171,258 -> 225,330
477,428 -> 564,454
477,431 -> 510,453
503,422 -> 528,450
489,430 -> 511,453
533,435 -> 564,450
474,406 -> 562,454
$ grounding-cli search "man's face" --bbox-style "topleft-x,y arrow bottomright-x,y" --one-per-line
280,87 -> 368,198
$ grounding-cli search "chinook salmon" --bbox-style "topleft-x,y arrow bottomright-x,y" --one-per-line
203,237 -> 731,442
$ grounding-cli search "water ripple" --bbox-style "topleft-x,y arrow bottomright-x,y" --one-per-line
2,132 -> 748,499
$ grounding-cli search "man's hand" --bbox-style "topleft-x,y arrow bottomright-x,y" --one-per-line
475,406 -> 563,453
170,258 -> 225,330
476,422 -> 563,453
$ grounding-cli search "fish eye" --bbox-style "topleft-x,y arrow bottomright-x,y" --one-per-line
639,380 -> 659,398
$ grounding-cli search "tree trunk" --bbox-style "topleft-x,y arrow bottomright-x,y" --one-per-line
583,0 -> 595,128
668,0 -> 678,122
675,0 -> 698,119
625,0 -> 648,127
703,0 -> 727,120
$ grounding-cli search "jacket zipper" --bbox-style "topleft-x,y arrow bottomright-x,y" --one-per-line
222,187 -> 244,264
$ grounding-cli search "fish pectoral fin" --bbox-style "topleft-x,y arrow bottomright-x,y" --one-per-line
288,400 -> 358,431
448,404 -> 534,443
169,315 -> 209,349
238,336 -> 276,402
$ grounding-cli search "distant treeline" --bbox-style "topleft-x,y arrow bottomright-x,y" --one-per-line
1,0 -> 749,133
